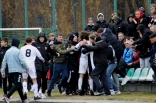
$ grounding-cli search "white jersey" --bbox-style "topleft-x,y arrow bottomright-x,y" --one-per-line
20,45 -> 44,66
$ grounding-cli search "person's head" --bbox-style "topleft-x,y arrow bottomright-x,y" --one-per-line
139,7 -> 145,13
89,33 -> 96,43
79,31 -> 90,41
151,10 -> 156,19
124,37 -> 131,48
68,32 -> 78,43
97,28 -> 104,37
1,38 -> 8,47
112,15 -> 119,24
11,38 -> 20,48
49,33 -> 55,41
150,33 -> 156,43
111,13 -> 117,18
150,25 -> 156,33
32,37 -> 36,43
97,13 -> 104,22
118,32 -> 125,41
150,4 -> 156,12
88,17 -> 94,25
38,32 -> 47,43
136,24 -> 146,35
56,33 -> 63,42
25,36 -> 32,44
135,10 -> 143,19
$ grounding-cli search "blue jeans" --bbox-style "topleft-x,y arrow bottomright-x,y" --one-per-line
106,63 -> 118,91
48,63 -> 68,91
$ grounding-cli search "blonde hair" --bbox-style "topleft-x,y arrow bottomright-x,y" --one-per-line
49,33 -> 54,37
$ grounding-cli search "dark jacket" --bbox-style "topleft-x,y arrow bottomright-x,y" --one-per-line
112,19 -> 129,36
84,25 -> 94,32
53,40 -> 73,63
150,19 -> 156,26
127,14 -> 137,37
0,46 -> 10,75
133,24 -> 152,58
150,43 -> 156,68
92,13 -> 108,31
67,41 -> 79,71
107,45 -> 117,64
101,28 -> 124,60
82,40 -> 108,67
33,32 -> 50,72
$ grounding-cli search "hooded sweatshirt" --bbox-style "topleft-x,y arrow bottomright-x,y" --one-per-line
92,13 -> 108,31
133,24 -> 152,58
1,38 -> 29,75
33,32 -> 50,72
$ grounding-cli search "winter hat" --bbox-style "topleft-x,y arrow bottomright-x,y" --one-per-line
11,38 -> 20,48
112,15 -> 119,21
139,7 -> 145,13
149,33 -> 156,38
68,32 -> 78,41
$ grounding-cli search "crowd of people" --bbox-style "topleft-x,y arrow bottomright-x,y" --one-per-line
1,3 -> 156,103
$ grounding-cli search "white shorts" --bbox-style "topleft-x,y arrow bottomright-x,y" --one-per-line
79,61 -> 89,74
22,63 -> 36,79
22,69 -> 37,79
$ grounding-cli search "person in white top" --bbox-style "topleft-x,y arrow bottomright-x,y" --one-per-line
20,36 -> 45,100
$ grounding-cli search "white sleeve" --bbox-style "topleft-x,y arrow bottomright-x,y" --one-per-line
74,43 -> 81,51
35,48 -> 44,61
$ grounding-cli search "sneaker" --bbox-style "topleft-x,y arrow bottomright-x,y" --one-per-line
57,85 -> 62,94
94,92 -> 104,96
114,91 -> 121,95
34,96 -> 41,100
110,90 -> 115,95
41,93 -> 46,99
47,90 -> 51,97
10,96 -> 12,99
121,76 -> 130,85
22,100 -> 28,103
77,89 -> 84,96
4,96 -> 10,103
90,90 -> 94,96
2,94 -> 6,100
39,89 -> 42,94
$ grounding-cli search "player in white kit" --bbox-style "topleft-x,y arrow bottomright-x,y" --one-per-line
20,36 -> 45,100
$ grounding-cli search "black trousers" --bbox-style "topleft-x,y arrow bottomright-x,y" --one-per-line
37,70 -> 47,93
2,75 -> 12,94
7,73 -> 25,100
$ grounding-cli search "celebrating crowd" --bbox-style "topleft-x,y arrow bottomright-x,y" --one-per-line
1,4 -> 156,103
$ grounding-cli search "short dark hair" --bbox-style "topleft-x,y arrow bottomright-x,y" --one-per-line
56,33 -> 63,37
1,38 -> 8,43
97,28 -> 104,33
25,36 -> 32,43
118,32 -> 125,36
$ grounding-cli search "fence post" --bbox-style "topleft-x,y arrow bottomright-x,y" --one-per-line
74,0 -> 77,32
82,0 -> 86,30
114,0 -> 117,13
0,0 -> 2,38
24,0 -> 28,36
52,0 -> 57,36
148,0 -> 151,14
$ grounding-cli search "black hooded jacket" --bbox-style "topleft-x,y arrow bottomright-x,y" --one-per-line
112,19 -> 129,36
32,32 -> 50,72
0,45 -> 10,75
102,28 -> 124,60
84,25 -> 94,32
133,24 -> 152,58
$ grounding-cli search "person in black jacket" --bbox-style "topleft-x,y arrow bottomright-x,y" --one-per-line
112,15 -> 129,37
82,37 -> 111,96
0,38 -> 12,99
92,13 -> 108,31
84,17 -> 94,32
32,32 -> 50,99
149,33 -> 156,81
132,24 -> 152,69
66,32 -> 79,95
148,10 -> 156,28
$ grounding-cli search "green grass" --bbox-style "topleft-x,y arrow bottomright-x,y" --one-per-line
0,89 -> 156,102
